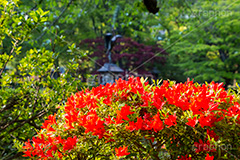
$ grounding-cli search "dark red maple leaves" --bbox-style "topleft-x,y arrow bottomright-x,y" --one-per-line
79,37 -> 167,76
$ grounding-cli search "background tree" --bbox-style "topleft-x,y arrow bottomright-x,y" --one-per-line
154,0 -> 240,86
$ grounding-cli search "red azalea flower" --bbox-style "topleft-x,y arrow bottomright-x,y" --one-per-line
104,115 -> 114,125
186,117 -> 198,128
115,146 -> 130,157
41,114 -> 57,132
83,110 -> 106,138
205,153 -> 214,160
115,105 -> 134,124
227,103 -> 240,117
135,117 -> 144,130
151,112 -> 163,132
198,115 -> 214,128
206,129 -> 219,141
126,121 -> 136,131
22,140 -> 34,157
63,136 -> 77,151
165,113 -> 177,128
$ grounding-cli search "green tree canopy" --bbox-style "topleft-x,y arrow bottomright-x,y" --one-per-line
157,0 -> 240,86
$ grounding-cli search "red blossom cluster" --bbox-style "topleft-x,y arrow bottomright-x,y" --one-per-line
22,77 -> 240,159
23,134 -> 77,159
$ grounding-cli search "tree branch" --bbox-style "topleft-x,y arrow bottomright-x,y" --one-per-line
0,110 -> 46,140
28,121 -> 41,130
0,40 -> 18,77
0,113 -> 21,132
36,0 -> 74,41
4,152 -> 23,160
26,0 -> 44,13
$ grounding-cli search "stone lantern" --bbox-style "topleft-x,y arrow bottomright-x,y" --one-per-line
97,33 -> 124,85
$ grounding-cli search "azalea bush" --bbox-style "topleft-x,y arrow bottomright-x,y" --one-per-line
20,77 -> 240,159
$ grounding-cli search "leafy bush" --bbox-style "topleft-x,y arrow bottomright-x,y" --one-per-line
0,1 -> 83,159
20,77 -> 240,159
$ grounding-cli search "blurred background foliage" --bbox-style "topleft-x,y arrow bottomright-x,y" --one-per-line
1,0 -> 240,159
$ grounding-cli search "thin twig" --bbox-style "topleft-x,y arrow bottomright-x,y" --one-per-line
36,0 -> 74,41
0,40 -> 18,77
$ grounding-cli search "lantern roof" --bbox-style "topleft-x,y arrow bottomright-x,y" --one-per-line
97,63 -> 124,73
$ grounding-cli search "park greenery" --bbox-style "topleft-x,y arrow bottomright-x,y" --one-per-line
0,0 -> 240,159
